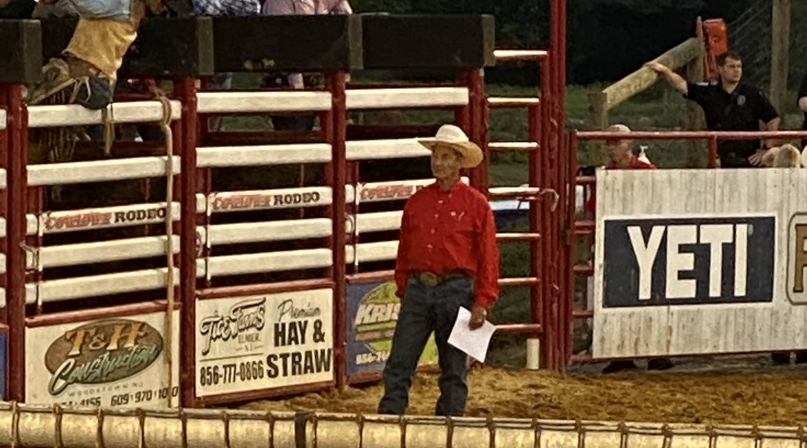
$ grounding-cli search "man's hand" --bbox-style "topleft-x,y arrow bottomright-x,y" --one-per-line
468,305 -> 488,330
644,61 -> 668,74
748,149 -> 768,166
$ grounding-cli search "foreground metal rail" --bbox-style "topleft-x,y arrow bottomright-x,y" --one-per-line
0,402 -> 804,448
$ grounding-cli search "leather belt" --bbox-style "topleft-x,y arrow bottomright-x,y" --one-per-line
413,270 -> 468,287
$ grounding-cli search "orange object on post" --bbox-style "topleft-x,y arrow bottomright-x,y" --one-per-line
701,18 -> 728,83
703,19 -> 728,56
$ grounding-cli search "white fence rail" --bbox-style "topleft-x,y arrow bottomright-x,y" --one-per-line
27,101 -> 181,128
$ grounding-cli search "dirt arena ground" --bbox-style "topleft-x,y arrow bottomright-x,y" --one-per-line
240,355 -> 807,426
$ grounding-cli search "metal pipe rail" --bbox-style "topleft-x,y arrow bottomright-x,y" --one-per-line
0,402 -> 803,448
573,129 -> 807,168
486,49 -> 554,371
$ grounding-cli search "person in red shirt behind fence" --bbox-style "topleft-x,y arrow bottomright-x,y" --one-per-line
377,124 -> 500,417
587,124 -> 673,374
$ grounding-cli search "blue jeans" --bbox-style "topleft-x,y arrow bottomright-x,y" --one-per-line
54,0 -> 132,20
378,275 -> 474,417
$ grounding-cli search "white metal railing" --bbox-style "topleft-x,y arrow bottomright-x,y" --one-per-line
346,87 -> 468,110
25,101 -> 180,306
28,157 -> 180,186
27,101 -> 181,128
197,143 -> 332,167
197,91 -> 332,114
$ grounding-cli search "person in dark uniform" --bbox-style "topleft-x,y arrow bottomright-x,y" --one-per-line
646,51 -> 780,168
651,52 -> 803,367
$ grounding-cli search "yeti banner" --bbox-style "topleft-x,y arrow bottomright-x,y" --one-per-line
602,216 -> 776,307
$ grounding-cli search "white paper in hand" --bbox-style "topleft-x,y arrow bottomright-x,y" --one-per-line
447,307 -> 496,363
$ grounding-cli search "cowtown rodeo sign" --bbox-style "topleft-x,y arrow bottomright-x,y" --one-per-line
25,310 -> 180,408
195,289 -> 334,397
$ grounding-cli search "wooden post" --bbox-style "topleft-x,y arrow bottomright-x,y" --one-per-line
770,0 -> 791,114
587,91 -> 608,129
686,40 -> 706,167
587,91 -> 608,163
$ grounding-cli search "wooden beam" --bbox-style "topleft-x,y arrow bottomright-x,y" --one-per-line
0,19 -> 41,84
770,0 -> 792,113
587,91 -> 608,129
602,38 -> 703,111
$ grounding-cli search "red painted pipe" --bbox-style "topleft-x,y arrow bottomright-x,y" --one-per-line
550,0 -> 568,372
565,131 -> 579,367
576,130 -> 807,140
527,102 -> 541,341
708,136 -> 718,168
328,71 -> 348,391
466,69 -> 488,196
539,57 -> 553,370
174,77 -> 198,408
5,84 -> 25,402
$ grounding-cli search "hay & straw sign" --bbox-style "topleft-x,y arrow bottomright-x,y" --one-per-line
195,289 -> 334,397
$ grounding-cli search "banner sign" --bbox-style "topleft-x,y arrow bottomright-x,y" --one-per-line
592,169 -> 807,359
602,216 -> 775,307
346,281 -> 437,377
195,288 -> 334,397
25,310 -> 180,408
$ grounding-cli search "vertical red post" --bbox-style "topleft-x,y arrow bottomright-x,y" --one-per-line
5,84 -> 26,401
322,79 -> 336,283
549,0 -> 568,372
466,69 -> 489,196
538,57 -> 554,370
564,131 -> 580,367
708,136 -> 718,168
455,71 -> 472,188
174,77 -> 198,408
527,101 -> 542,339
328,71 -> 348,390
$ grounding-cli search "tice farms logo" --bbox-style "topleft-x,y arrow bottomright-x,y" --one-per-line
44,319 -> 163,396
199,297 -> 266,356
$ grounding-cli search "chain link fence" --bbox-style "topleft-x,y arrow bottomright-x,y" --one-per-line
730,0 -> 807,120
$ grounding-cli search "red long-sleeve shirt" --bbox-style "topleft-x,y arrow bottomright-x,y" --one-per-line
394,181 -> 500,309
585,156 -> 656,214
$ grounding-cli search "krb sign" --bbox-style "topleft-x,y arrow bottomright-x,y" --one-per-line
346,281 -> 437,377
602,216 -> 775,307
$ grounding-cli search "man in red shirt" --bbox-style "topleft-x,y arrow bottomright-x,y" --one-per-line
377,124 -> 499,417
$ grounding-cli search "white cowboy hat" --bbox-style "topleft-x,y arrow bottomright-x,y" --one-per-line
417,124 -> 484,169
